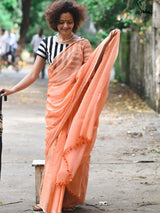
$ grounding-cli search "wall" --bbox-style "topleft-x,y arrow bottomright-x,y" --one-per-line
129,0 -> 160,112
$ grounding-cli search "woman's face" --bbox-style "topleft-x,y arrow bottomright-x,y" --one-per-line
57,12 -> 74,37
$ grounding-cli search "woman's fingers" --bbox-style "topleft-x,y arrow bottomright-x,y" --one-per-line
0,89 -> 6,96
0,88 -> 12,96
0,88 -> 5,95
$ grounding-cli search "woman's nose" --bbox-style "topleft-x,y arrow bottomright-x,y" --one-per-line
63,22 -> 68,27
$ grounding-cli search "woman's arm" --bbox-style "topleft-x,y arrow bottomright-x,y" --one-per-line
0,55 -> 46,96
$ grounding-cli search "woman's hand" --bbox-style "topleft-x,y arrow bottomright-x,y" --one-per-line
106,29 -> 120,45
111,29 -> 119,37
0,88 -> 15,96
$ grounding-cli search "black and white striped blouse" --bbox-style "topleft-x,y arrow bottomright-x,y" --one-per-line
36,36 -> 70,64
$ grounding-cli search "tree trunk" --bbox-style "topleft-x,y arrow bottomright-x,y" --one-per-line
18,0 -> 32,52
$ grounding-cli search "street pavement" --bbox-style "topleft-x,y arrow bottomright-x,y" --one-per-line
0,66 -> 160,213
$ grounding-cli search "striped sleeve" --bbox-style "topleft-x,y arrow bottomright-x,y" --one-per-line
36,36 -> 70,64
36,37 -> 47,59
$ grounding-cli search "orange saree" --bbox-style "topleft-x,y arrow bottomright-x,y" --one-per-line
40,29 -> 120,213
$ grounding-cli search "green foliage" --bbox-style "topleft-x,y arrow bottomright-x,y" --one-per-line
1,0 -> 17,8
75,0 -> 153,84
115,68 -> 125,83
76,0 -> 153,32
77,0 -> 125,32
0,0 -> 20,30
0,4 -> 12,29
115,33 -> 130,83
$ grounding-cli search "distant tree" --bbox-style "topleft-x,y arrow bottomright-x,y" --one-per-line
77,0 -> 153,32
18,0 -> 32,49
19,0 -> 54,48
27,0 -> 53,41
0,0 -> 153,49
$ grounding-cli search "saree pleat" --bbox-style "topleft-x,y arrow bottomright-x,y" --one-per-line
40,29 -> 120,213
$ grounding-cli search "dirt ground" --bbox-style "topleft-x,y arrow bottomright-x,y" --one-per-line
0,67 -> 160,213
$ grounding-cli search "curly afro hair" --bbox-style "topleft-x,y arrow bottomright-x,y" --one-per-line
45,0 -> 87,33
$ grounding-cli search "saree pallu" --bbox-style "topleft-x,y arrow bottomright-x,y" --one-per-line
40,29 -> 120,213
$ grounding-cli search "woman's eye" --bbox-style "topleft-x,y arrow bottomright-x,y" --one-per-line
58,21 -> 73,25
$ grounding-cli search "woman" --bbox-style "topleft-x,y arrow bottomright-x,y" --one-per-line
0,1 -> 120,213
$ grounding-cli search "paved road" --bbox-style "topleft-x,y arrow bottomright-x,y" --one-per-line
0,67 -> 160,213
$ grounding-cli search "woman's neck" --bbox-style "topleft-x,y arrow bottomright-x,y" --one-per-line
56,33 -> 74,44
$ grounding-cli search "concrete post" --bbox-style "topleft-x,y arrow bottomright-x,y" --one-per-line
152,0 -> 160,112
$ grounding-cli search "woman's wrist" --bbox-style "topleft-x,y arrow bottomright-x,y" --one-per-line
10,87 -> 18,94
